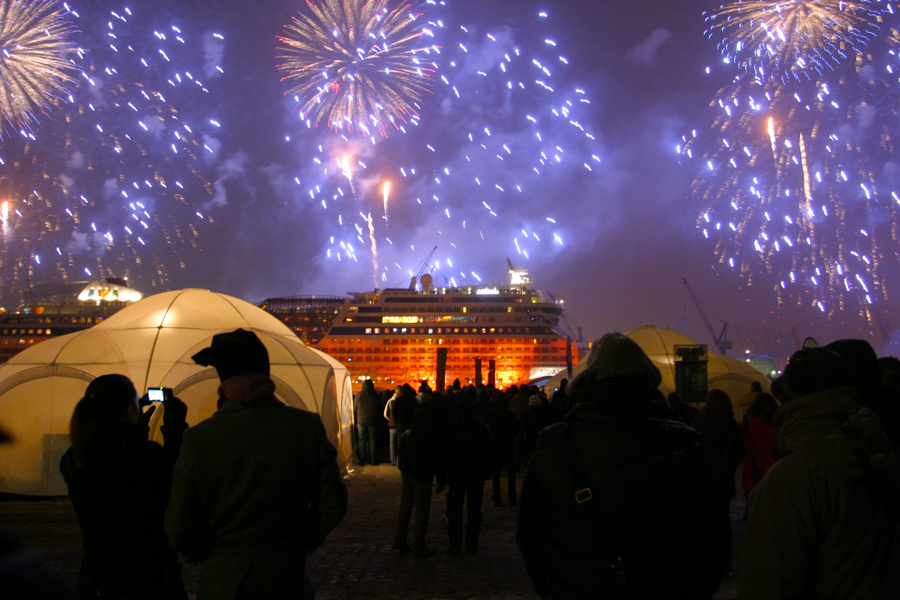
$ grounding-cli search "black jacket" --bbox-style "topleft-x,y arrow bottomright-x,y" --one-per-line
398,397 -> 447,484
60,422 -> 183,600
517,378 -> 729,600
445,414 -> 493,483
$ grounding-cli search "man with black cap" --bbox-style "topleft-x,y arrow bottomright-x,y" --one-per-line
517,333 -> 728,600
739,347 -> 900,599
165,329 -> 347,600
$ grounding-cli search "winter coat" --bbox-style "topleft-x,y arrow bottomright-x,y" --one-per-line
445,415 -> 493,483
165,375 -> 347,600
738,387 -> 900,600
517,378 -> 729,600
354,387 -> 381,427
740,416 -> 780,492
397,398 -> 447,484
692,412 -> 746,501
522,403 -> 553,461
60,421 -> 183,600
483,405 -> 520,449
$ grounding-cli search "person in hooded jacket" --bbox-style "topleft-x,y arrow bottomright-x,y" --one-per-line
443,396 -> 493,554
165,329 -> 347,600
60,374 -> 188,600
517,333 -> 729,600
738,347 -> 900,600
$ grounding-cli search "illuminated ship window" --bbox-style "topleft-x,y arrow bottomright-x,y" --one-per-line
366,329 -> 372,334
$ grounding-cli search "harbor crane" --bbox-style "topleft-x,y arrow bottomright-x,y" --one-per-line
682,277 -> 732,355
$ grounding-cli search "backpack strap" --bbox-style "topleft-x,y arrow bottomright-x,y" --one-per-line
560,424 -> 631,588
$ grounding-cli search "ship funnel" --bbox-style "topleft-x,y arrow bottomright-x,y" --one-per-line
420,273 -> 433,291
409,276 -> 418,290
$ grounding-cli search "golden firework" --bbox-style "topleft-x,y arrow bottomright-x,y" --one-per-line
710,0 -> 877,73
0,0 -> 77,130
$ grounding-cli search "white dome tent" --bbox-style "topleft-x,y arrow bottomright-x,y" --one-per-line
545,326 -> 770,414
0,289 -> 353,496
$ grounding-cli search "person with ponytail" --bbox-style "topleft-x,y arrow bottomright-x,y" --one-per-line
60,374 -> 188,600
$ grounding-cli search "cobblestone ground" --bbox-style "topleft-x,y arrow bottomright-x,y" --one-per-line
0,464 -> 742,599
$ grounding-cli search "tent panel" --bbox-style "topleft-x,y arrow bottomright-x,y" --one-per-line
0,376 -> 87,495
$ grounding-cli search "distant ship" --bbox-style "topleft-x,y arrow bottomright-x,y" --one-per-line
260,263 -> 583,391
0,278 -> 144,364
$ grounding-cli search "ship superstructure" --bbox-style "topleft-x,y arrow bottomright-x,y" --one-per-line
0,279 -> 144,364
313,265 -> 580,390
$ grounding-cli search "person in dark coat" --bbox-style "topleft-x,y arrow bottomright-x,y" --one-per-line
522,394 -> 553,465
692,390 -> 745,500
550,378 -> 569,422
165,329 -> 347,600
393,383 -> 418,437
517,333 -> 729,600
394,388 -> 447,557
443,397 -> 493,554
739,347 -> 900,599
354,379 -> 381,465
482,392 -> 520,506
667,391 -> 699,426
691,388 -> 745,571
827,339 -> 900,446
60,374 -> 188,600
383,386 -> 401,466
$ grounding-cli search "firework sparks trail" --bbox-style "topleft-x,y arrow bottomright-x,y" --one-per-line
382,180 -> 390,229
684,0 -> 900,323
367,211 -> 378,286
277,0 -> 436,137
0,3 -> 222,307
286,3 -> 602,286
0,0 -> 78,131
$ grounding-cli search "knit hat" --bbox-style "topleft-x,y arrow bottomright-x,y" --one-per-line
192,329 -> 270,383
773,347 -> 852,401
528,394 -> 542,407
566,333 -> 661,397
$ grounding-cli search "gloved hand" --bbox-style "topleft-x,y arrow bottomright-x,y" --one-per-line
137,401 -> 156,428
163,396 -> 188,430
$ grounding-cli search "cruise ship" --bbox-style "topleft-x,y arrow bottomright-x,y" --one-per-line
262,263 -> 583,391
0,279 -> 144,364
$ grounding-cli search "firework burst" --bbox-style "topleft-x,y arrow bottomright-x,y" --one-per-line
685,0 -> 900,326
277,0 -> 436,137
0,0 -> 77,131
0,3 -> 222,307
284,5 -> 601,288
708,0 -> 880,75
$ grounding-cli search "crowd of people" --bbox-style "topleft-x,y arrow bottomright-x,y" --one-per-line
2,328 -> 899,599
356,333 -> 900,599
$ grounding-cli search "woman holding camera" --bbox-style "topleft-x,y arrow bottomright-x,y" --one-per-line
60,374 -> 187,600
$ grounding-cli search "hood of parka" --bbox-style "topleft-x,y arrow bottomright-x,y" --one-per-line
775,386 -> 900,489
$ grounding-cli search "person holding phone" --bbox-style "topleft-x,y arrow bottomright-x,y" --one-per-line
60,374 -> 188,600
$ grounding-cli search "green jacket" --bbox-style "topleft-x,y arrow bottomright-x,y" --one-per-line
165,376 -> 347,599
738,387 -> 900,599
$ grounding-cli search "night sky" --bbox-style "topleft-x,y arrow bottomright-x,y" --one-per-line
3,0 -> 897,364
